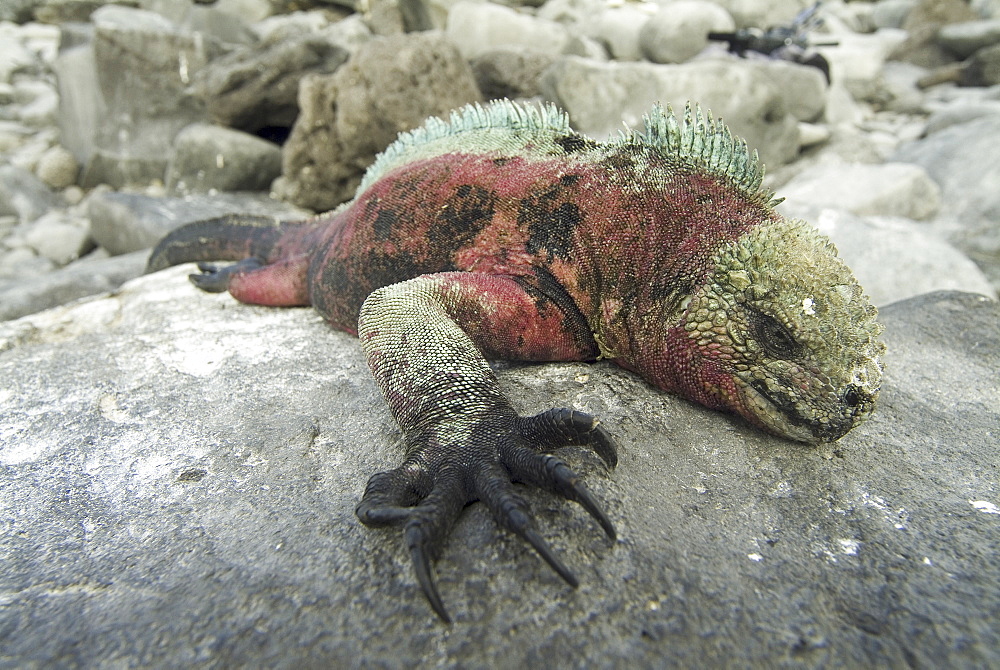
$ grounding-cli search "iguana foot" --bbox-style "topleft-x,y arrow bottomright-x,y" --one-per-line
189,258 -> 264,292
355,407 -> 618,623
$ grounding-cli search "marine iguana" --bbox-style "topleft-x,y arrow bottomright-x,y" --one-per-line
147,100 -> 885,622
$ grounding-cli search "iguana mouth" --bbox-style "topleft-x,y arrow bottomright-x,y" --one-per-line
743,378 -> 855,444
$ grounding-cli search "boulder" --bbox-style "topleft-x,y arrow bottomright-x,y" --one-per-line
0,163 -> 63,223
639,1 -> 735,65
777,206 -> 997,306
893,114 -> 1000,290
578,5 -> 651,62
166,123 -> 283,194
189,29 -> 362,135
0,273 -> 996,667
937,18 -> 1000,58
275,31 -> 481,212
445,1 -> 571,59
470,48 -> 558,101
540,56 -> 805,167
777,161 -> 941,220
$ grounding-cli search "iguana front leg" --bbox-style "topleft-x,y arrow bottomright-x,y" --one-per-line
355,272 -> 617,623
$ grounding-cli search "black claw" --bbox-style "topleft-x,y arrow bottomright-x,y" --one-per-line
521,408 -> 618,469
521,527 -> 578,588
406,523 -> 451,624
542,455 -> 617,540
568,481 -> 616,540
189,257 -> 264,293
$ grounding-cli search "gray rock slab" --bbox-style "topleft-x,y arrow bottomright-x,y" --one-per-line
0,250 -> 147,321
0,272 -> 997,666
87,191 -> 311,256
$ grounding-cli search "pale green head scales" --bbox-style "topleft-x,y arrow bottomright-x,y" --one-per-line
684,218 -> 885,443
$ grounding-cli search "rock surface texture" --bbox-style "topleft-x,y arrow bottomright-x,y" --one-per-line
1,0 -> 999,664
0,278 -> 997,666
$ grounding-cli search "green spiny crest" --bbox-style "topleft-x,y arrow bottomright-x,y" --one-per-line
635,102 -> 780,206
358,99 -> 574,196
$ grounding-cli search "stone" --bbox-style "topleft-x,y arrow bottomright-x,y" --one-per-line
540,56 -> 801,167
0,272 -> 997,666
777,161 -> 941,221
815,30 -> 909,102
470,48 -> 558,100
893,114 -> 1000,290
12,79 -> 58,128
20,209 -> 93,266
56,5 -> 223,188
872,0 -> 916,30
923,101 -> 1000,134
0,249 -> 147,321
937,18 -> 1000,58
890,0 -> 978,67
35,144 -> 80,189
276,31 -> 481,212
166,123 -> 282,194
578,6 -> 651,62
875,60 -> 928,113
0,163 -> 63,224
779,206 -> 996,305
189,30 -> 358,135
707,0 -> 806,30
639,1 -> 735,65
444,1 -> 571,60
963,43 -> 1000,87
535,0 -> 607,26
86,191 -> 310,255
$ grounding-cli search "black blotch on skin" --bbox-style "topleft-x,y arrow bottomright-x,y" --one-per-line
373,209 -> 398,241
520,182 -> 582,261
435,184 -> 497,248
557,134 -> 597,154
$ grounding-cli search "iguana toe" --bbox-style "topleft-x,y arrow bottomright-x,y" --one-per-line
354,407 -> 617,623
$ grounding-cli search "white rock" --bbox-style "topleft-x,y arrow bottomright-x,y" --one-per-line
21,210 -> 93,266
445,2 -> 571,59
541,56 -> 801,167
777,160 -> 941,220
579,6 -> 653,62
815,29 -> 908,102
807,209 -> 997,305
35,146 -> 80,189
640,1 -> 735,64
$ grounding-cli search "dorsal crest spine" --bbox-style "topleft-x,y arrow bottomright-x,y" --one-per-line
358,100 -> 574,195
630,102 -> 779,205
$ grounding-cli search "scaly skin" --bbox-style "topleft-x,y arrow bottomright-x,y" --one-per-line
147,101 -> 885,622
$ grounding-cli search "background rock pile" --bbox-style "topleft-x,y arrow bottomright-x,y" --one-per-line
1,0 -> 999,320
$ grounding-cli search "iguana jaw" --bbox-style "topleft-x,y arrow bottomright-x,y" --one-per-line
734,373 -> 877,444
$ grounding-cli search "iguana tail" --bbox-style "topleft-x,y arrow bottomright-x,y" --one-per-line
146,214 -> 308,273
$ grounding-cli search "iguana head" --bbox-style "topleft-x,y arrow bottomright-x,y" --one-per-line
678,217 -> 885,443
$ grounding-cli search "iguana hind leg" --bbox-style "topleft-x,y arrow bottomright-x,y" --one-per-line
190,254 -> 311,306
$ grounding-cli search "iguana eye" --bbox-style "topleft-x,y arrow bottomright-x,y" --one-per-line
751,311 -> 799,358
